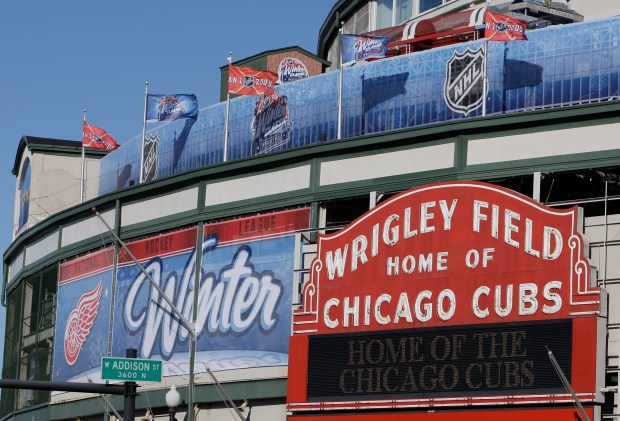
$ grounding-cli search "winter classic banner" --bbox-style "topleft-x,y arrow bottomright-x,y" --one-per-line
53,248 -> 115,382
112,208 -> 310,377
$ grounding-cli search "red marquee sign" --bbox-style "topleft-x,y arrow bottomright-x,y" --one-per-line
288,181 -> 606,420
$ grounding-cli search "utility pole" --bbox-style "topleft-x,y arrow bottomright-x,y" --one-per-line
123,348 -> 138,421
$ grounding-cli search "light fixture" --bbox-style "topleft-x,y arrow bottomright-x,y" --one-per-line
165,385 -> 182,421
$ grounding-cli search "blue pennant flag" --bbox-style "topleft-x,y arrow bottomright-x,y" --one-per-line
146,94 -> 198,122
341,34 -> 393,67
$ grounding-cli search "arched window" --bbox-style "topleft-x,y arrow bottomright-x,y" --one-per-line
18,158 -> 31,231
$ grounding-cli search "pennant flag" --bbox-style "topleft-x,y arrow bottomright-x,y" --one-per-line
146,94 -> 198,122
485,11 -> 527,42
82,122 -> 120,150
341,34 -> 394,67
228,65 -> 278,96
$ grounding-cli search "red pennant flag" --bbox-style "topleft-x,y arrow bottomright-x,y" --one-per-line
228,65 -> 278,96
82,122 -> 120,150
485,11 -> 527,42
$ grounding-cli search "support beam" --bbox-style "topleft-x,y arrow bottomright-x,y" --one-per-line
0,379 -> 124,395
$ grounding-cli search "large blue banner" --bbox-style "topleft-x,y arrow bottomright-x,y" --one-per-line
99,17 -> 620,196
53,248 -> 115,382
112,209 -> 308,375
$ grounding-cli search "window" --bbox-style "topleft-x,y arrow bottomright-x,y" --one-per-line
18,158 -> 31,232
395,0 -> 414,24
1,265 -> 57,415
420,0 -> 444,13
376,0 -> 394,29
344,2 -> 370,34
376,0 -> 429,29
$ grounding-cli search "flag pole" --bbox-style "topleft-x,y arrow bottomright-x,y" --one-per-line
80,109 -> 87,203
139,81 -> 148,184
337,22 -> 344,140
223,51 -> 232,162
482,38 -> 488,117
482,2 -> 490,117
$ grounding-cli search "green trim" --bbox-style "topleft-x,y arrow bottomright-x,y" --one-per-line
313,137 -> 459,195
463,151 -> 620,181
455,135 -> 468,173
197,180 -> 207,213
120,209 -> 200,240
318,0 -> 360,58
117,184 -> 202,238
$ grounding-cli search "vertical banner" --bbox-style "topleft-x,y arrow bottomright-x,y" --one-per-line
444,45 -> 486,116
142,132 -> 159,183
198,208 -> 310,371
251,93 -> 293,155
53,248 -> 115,382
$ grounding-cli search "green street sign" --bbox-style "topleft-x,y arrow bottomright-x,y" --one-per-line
101,357 -> 162,382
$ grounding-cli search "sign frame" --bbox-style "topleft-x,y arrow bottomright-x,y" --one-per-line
101,357 -> 162,383
287,181 -> 606,418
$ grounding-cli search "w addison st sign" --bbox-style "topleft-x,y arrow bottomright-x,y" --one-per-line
287,181 -> 606,421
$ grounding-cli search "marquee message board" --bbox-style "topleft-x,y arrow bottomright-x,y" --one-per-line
287,181 -> 606,420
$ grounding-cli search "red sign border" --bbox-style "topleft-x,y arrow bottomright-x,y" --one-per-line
287,181 -> 606,415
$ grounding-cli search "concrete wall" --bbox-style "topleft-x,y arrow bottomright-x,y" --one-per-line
570,0 -> 620,20
13,149 -> 101,239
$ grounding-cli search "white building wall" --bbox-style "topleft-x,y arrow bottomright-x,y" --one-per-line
570,0 -> 620,20
14,150 -> 101,238
586,212 -> 620,416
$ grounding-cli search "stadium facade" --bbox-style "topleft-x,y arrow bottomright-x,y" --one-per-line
3,1 -> 620,420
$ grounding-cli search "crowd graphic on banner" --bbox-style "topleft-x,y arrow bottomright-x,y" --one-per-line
51,209 -> 310,382
98,17 -> 620,195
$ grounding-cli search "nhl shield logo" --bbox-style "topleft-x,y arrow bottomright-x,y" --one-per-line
244,75 -> 255,88
444,46 -> 486,115
142,133 -> 159,183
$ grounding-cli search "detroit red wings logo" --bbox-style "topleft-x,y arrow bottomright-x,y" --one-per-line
64,280 -> 103,366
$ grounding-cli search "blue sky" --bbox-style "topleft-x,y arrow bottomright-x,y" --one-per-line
0,0 -> 336,371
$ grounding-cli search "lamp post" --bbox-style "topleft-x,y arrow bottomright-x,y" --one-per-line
166,385 -> 182,421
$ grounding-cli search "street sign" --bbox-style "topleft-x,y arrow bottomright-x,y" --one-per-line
101,357 -> 162,382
